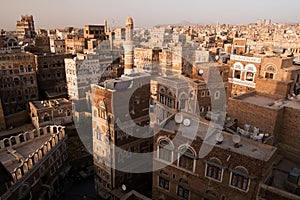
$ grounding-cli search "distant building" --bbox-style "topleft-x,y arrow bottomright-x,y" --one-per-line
65,37 -> 86,54
228,54 -> 262,96
16,15 -> 36,40
84,23 -> 107,40
34,35 -> 51,53
50,37 -> 66,54
232,38 -> 247,55
134,47 -> 161,72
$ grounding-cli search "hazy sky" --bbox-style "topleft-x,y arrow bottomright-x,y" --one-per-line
1,0 -> 300,30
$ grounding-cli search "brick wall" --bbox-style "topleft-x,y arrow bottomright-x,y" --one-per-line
278,106 -> 300,161
255,79 -> 292,99
227,98 -> 283,137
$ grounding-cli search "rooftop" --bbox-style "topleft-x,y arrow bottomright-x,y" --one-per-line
161,113 -> 276,161
30,98 -> 71,110
0,134 -> 53,172
233,92 -> 300,110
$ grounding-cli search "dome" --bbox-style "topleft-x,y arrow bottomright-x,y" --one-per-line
126,17 -> 133,25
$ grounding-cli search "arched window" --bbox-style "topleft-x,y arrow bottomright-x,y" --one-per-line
166,90 -> 175,109
158,138 -> 173,162
178,146 -> 196,171
159,88 -> 166,105
19,134 -> 25,143
233,63 -> 243,79
230,166 -> 250,191
244,64 -> 257,82
10,137 -> 16,146
205,158 -> 223,182
57,71 -> 61,78
4,139 -> 10,147
23,163 -> 29,173
43,113 -> 51,122
265,66 -> 276,79
98,101 -> 107,119
179,93 -> 187,110
214,91 -> 220,100
28,159 -> 33,169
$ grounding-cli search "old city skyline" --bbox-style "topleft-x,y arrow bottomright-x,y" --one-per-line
1,0 -> 300,30
1,1 -> 300,198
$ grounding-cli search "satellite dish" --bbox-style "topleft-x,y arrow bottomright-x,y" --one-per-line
216,133 -> 224,143
215,55 -> 220,61
183,119 -> 191,127
198,69 -> 204,76
122,184 -> 127,191
232,135 -> 241,145
175,113 -> 183,124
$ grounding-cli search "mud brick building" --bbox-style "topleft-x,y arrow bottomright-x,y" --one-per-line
91,72 -> 152,199
0,125 -> 69,200
34,53 -> 72,99
0,52 -> 39,116
29,98 -> 72,129
152,112 -> 277,200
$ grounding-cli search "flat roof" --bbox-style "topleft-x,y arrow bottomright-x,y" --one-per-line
0,134 -> 53,172
162,113 -> 276,161
234,92 -> 300,110
239,95 -> 276,107
31,98 -> 71,110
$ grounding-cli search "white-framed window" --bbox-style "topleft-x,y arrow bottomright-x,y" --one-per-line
230,166 -> 250,192
233,62 -> 244,79
157,138 -> 173,163
264,66 -> 276,79
244,64 -> 257,82
205,158 -> 223,182
178,146 -> 196,172
98,101 -> 107,119
214,91 -> 220,100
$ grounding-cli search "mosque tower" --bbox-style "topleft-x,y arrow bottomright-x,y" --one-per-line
123,17 -> 134,75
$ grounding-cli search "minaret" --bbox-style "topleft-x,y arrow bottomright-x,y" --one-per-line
124,17 -> 134,75
104,19 -> 107,33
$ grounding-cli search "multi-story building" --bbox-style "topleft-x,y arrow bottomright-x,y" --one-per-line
228,54 -> 262,96
50,37 -> 66,54
134,47 -> 161,72
0,125 -> 69,200
84,24 -> 107,40
152,112 -> 277,200
65,40 -> 123,102
16,15 -> 36,40
0,35 -> 18,48
228,54 -> 300,97
29,98 -> 72,129
34,53 -> 72,99
34,35 -> 51,53
91,72 -> 153,199
232,38 -> 247,55
0,52 -> 39,116
65,37 -> 86,54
